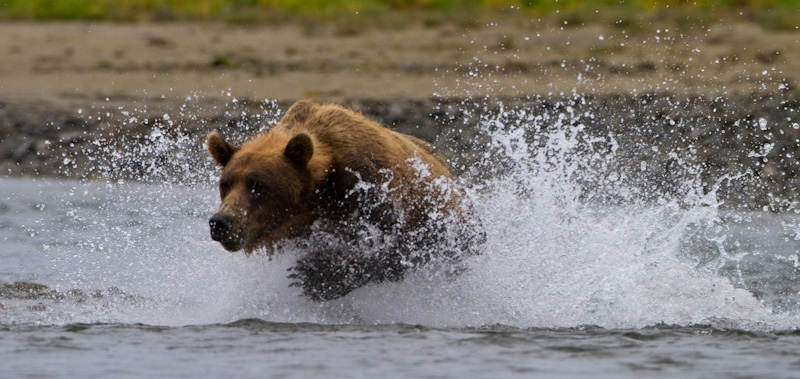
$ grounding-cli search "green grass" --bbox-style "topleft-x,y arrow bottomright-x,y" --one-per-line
0,0 -> 798,30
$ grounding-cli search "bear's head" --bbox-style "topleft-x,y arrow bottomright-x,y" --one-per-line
206,130 -> 315,253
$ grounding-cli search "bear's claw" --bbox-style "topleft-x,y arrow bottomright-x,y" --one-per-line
288,247 -> 405,301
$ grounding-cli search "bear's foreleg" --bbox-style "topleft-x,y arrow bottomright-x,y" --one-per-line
288,247 -> 405,301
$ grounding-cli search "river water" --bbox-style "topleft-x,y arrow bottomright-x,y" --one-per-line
3,100 -> 800,378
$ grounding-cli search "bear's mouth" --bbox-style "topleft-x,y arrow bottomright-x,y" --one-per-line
217,237 -> 243,252
211,231 -> 244,252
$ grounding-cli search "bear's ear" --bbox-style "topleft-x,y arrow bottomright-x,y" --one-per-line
283,100 -> 317,124
207,131 -> 238,167
284,133 -> 314,168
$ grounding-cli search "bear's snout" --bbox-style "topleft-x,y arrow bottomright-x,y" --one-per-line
209,213 -> 238,249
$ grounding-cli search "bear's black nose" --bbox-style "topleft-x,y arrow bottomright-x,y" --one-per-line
209,213 -> 234,241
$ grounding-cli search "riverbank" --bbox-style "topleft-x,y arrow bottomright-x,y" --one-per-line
1,19 -> 798,102
1,19 -> 799,209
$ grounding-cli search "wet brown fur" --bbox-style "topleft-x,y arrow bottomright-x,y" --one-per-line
207,100 -> 476,300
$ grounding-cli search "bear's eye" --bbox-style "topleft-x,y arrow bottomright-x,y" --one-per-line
248,180 -> 265,197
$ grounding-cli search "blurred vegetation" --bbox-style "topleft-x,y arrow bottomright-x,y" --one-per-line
0,0 -> 797,30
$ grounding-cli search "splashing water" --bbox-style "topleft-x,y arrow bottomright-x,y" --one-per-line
333,99 -> 786,330
3,95 -> 800,331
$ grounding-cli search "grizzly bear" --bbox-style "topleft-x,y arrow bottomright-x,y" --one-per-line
207,100 -> 482,301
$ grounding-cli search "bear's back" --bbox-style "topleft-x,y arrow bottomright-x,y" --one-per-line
277,102 -> 453,183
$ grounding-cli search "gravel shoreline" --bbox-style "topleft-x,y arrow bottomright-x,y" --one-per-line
2,93 -> 799,210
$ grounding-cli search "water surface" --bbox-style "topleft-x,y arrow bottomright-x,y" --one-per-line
3,97 -> 800,377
